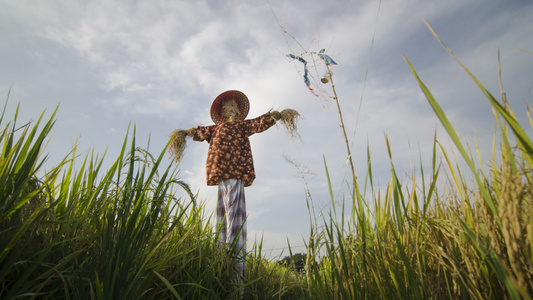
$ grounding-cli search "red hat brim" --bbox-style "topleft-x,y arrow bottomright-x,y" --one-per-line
210,90 -> 250,124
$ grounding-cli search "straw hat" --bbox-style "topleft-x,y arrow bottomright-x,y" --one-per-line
210,90 -> 250,124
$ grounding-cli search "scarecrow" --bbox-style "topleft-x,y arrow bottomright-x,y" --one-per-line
168,90 -> 300,282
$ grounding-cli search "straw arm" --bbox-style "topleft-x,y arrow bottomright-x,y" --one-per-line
168,127 -> 197,163
186,127 -> 197,137
270,110 -> 282,121
271,108 -> 301,140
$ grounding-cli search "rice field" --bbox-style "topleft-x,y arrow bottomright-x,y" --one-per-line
1,33 -> 532,299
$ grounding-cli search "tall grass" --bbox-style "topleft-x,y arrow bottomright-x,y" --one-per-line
299,24 -> 533,299
0,97 -> 250,299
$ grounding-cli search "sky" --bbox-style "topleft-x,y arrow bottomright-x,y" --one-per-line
1,0 -> 532,259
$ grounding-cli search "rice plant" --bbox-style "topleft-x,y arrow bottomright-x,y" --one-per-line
297,22 -> 533,300
0,96 -> 246,299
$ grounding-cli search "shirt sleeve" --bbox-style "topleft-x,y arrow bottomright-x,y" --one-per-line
243,112 -> 276,137
193,125 -> 216,143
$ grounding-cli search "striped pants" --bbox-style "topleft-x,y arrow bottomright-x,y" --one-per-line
217,179 -> 247,280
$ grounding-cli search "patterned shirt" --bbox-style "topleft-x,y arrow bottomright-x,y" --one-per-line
193,113 -> 276,186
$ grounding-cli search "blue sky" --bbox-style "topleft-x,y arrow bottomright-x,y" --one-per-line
1,0 -> 532,259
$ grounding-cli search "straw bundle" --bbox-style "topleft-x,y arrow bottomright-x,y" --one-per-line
168,129 -> 188,163
278,108 -> 302,140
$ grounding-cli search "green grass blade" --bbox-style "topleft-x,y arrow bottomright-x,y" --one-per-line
154,271 -> 182,300
403,55 -> 498,221
423,20 -> 533,169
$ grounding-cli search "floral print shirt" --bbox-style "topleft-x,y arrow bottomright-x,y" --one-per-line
193,113 -> 276,186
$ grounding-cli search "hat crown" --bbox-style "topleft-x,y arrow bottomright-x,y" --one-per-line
210,90 -> 249,124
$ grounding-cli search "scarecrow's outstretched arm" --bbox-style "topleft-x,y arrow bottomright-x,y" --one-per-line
168,127 -> 197,163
